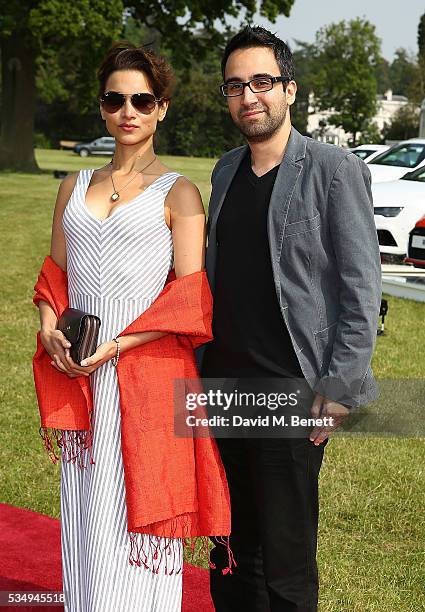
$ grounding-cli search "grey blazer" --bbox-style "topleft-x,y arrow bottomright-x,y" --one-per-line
203,127 -> 382,408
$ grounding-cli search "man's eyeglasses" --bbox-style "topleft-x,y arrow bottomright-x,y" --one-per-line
220,76 -> 290,97
100,91 -> 163,114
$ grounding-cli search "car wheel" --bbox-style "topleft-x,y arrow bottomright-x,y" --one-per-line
79,148 -> 89,157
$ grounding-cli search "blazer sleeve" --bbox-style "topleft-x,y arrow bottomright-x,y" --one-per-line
315,153 -> 382,406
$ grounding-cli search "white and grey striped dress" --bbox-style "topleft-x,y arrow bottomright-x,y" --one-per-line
60,168 -> 183,612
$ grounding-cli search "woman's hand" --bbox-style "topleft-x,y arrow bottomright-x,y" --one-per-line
41,328 -> 115,378
40,328 -> 85,378
78,335 -> 165,368
77,341 -> 117,373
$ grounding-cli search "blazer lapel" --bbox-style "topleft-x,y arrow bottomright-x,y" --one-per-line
209,146 -> 247,231
206,146 -> 247,292
267,127 -> 307,307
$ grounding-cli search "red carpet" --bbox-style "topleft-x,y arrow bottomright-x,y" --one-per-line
0,504 -> 214,611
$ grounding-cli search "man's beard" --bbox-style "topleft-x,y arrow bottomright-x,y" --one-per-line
235,101 -> 288,143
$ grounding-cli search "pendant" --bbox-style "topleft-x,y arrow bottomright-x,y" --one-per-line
111,192 -> 120,202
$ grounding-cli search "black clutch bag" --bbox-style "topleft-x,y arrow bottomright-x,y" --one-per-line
57,307 -> 101,366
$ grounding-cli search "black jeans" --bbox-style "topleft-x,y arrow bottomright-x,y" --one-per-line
210,436 -> 327,612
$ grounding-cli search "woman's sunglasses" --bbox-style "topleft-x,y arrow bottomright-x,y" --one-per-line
100,91 -> 163,115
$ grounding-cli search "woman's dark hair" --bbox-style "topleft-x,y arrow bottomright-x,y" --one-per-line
97,41 -> 175,100
221,25 -> 294,82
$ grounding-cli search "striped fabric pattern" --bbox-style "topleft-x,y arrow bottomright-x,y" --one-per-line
61,169 -> 183,611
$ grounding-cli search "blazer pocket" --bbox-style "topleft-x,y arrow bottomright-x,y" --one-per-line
284,214 -> 321,237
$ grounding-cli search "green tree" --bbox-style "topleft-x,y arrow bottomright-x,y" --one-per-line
374,57 -> 391,94
418,12 -> 425,100
159,50 -> 244,157
311,18 -> 381,146
389,48 -> 421,102
357,121 -> 383,146
1,0 -> 296,171
126,0 -> 295,68
382,104 -> 420,142
291,40 -> 317,134
0,0 -> 124,171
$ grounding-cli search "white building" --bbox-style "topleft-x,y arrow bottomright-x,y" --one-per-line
307,90 -> 409,146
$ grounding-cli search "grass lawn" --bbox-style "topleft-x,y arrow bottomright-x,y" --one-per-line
1,149 -> 424,611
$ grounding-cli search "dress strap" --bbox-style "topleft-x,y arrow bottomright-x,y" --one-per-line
66,169 -> 95,216
79,168 -> 95,191
156,172 -> 183,198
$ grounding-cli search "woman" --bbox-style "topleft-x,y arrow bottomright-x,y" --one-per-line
33,42 -> 231,611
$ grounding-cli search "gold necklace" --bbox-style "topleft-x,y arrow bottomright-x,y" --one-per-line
109,156 -> 157,202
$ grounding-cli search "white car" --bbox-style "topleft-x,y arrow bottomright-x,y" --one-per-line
351,144 -> 389,163
372,164 -> 425,256
368,138 -> 425,183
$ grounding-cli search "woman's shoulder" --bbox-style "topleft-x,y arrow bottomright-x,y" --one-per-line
56,171 -> 80,202
59,166 -> 102,194
165,174 -> 204,215
54,168 -> 91,210
60,166 -> 97,191
157,163 -> 198,197
62,170 -> 80,186
167,174 -> 200,196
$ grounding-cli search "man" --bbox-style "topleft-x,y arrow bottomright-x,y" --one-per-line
200,26 -> 381,612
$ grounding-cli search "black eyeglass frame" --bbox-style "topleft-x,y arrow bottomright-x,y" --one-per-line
219,76 -> 290,97
100,91 -> 163,114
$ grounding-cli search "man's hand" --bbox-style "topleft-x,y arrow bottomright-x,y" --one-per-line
309,393 -> 350,446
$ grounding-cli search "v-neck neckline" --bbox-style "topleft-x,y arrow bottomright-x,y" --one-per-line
243,154 -> 280,186
248,160 -> 281,180
82,169 -> 175,223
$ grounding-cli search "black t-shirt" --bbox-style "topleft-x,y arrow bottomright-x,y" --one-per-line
203,150 -> 303,379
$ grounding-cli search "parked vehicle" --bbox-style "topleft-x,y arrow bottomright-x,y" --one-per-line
405,215 -> 425,268
350,144 -> 389,163
368,138 -> 425,183
372,164 -> 425,256
73,137 -> 115,157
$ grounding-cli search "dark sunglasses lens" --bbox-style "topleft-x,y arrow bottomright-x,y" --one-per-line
131,93 -> 157,114
101,93 -> 124,112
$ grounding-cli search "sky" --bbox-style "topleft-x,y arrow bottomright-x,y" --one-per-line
242,0 -> 425,61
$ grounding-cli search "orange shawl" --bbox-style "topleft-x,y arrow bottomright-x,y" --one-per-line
32,256 -> 233,574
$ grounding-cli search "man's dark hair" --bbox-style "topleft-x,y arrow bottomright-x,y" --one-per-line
221,25 -> 295,82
